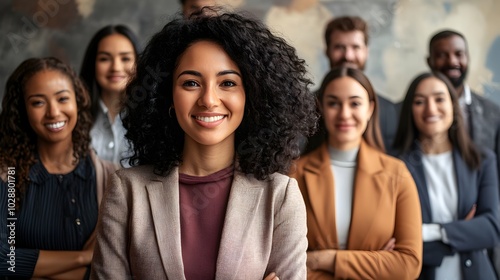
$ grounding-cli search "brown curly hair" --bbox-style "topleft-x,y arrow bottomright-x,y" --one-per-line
0,57 -> 92,206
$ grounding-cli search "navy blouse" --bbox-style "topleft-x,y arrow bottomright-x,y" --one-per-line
0,155 -> 97,279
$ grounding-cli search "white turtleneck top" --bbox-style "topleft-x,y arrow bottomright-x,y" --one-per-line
329,145 -> 359,249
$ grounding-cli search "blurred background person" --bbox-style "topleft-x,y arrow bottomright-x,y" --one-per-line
0,57 -> 116,279
79,25 -> 140,166
304,16 -> 401,156
394,71 -> 500,280
290,67 -> 422,279
180,0 -> 217,17
427,30 -> 500,277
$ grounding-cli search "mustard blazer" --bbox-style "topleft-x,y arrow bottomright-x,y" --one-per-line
90,165 -> 307,279
290,141 -> 423,279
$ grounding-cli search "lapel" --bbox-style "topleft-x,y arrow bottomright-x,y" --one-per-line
452,149 -> 476,219
347,141 -> 386,249
402,143 -> 476,222
303,142 -> 338,248
401,143 -> 432,223
146,168 -> 186,280
215,170 -> 263,279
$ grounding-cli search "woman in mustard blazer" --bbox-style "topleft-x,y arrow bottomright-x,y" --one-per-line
290,67 -> 423,279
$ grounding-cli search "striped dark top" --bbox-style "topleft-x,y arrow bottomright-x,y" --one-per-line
0,155 -> 97,279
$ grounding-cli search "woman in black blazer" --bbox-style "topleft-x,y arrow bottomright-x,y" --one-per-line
394,72 -> 500,280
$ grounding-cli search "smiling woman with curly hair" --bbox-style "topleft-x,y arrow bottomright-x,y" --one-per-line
91,8 -> 318,280
0,57 -> 117,279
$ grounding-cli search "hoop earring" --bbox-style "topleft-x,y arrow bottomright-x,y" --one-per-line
169,106 -> 174,118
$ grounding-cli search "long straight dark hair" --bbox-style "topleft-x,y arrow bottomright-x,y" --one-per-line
79,25 -> 140,120
317,66 -> 385,152
393,71 -> 481,169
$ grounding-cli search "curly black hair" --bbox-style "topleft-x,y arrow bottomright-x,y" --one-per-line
123,8 -> 318,180
0,57 -> 92,205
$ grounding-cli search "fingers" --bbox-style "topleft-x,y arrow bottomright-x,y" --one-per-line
264,272 -> 279,280
465,204 -> 477,220
382,237 -> 396,251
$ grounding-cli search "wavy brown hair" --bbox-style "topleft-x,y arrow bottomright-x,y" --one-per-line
0,57 -> 92,206
316,66 -> 385,152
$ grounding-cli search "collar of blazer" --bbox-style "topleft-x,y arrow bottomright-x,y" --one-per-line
301,140 -> 387,249
145,166 -> 264,280
302,140 -> 384,175
402,142 -> 477,222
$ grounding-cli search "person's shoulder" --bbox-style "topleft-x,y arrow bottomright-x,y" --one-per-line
372,148 -> 409,173
237,171 -> 295,194
297,144 -> 324,165
471,91 -> 500,110
268,172 -> 293,185
114,165 -> 158,183
477,146 -> 496,162
377,94 -> 393,105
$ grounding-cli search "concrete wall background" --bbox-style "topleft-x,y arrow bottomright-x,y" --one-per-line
1,0 -> 499,105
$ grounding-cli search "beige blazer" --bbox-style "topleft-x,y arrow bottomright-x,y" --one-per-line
90,165 -> 307,280
290,141 -> 422,279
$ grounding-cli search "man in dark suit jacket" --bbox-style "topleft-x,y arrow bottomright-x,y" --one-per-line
303,16 -> 401,155
427,29 -> 500,279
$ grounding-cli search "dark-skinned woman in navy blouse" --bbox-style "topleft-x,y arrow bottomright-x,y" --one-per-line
0,57 -> 116,280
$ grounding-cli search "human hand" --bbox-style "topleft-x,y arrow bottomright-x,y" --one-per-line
381,237 -> 396,251
264,272 -> 279,280
306,250 -> 336,273
465,204 -> 476,220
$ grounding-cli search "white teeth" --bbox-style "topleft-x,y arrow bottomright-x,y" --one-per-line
195,115 -> 224,123
425,116 -> 440,122
46,121 -> 66,129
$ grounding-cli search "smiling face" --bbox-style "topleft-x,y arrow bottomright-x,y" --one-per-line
173,40 -> 245,150
24,70 -> 78,146
412,77 -> 454,141
427,35 -> 468,88
320,76 -> 374,150
95,33 -> 136,95
326,30 -> 368,70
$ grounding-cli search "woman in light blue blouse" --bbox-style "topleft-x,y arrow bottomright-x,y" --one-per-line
80,25 -> 140,166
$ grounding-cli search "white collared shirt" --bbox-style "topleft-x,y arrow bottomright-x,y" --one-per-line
422,151 -> 462,280
458,85 -> 472,132
90,99 -> 131,167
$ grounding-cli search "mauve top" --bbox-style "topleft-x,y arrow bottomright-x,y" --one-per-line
179,165 -> 234,280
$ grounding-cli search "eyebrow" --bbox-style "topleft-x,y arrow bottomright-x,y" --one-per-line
177,69 -> 241,79
324,94 -> 363,99
97,51 -> 133,56
414,91 -> 446,97
26,90 -> 71,100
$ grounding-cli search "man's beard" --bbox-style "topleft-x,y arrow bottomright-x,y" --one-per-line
440,66 -> 468,88
331,58 -> 366,71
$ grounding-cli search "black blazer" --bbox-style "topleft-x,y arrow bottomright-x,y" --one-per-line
378,94 -> 401,156
468,91 -> 500,177
401,144 -> 500,280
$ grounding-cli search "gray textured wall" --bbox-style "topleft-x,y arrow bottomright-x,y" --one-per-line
1,0 -> 499,106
